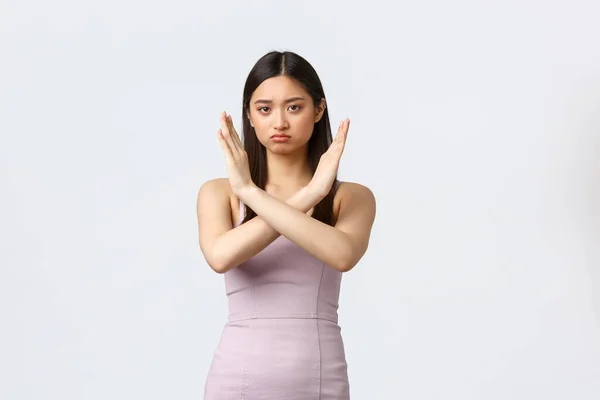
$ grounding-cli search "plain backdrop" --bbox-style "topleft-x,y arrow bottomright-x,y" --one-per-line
1,1 -> 600,399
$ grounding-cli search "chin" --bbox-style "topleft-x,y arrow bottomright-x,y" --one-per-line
266,144 -> 298,155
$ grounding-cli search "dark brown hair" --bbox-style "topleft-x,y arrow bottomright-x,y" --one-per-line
240,50 -> 338,226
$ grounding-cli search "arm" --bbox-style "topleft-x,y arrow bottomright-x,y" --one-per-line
238,182 -> 376,272
196,179 -> 322,274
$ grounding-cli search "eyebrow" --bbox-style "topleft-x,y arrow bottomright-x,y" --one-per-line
253,96 -> 307,105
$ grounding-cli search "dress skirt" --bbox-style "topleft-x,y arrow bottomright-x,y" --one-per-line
203,317 -> 350,400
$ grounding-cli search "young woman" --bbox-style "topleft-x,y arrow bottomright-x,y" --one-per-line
196,50 -> 376,399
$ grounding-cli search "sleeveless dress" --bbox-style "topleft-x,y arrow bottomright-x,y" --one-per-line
203,198 -> 350,400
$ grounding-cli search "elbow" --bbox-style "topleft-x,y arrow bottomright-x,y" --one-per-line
207,256 -> 233,274
334,243 -> 365,272
203,250 -> 232,274
200,238 -> 237,274
334,251 -> 358,273
209,263 -> 227,274
336,260 -> 355,273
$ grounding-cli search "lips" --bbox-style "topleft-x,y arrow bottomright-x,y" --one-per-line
271,134 -> 290,138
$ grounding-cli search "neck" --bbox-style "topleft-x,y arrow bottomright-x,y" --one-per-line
265,148 -> 313,188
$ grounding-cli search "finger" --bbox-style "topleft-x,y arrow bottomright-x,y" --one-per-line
336,120 -> 344,137
220,112 -> 240,156
227,115 -> 243,148
224,113 -> 243,154
331,121 -> 342,145
226,115 -> 244,157
333,119 -> 348,145
217,128 -> 234,161
334,119 -> 349,154
341,118 -> 350,141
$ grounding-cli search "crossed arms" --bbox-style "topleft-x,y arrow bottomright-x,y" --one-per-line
196,179 -> 376,273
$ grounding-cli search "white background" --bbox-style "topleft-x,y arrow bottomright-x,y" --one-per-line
1,1 -> 599,399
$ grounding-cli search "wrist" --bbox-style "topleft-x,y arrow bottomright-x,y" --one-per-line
236,183 -> 259,202
305,182 -> 328,202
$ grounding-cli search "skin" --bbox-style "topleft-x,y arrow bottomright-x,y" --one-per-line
196,75 -> 376,273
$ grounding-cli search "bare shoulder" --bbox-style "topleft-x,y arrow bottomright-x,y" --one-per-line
335,181 -> 376,205
196,178 -> 238,225
198,177 -> 230,196
333,181 -> 376,222
197,178 -> 229,206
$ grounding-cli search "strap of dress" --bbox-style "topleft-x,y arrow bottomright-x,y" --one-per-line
236,198 -> 245,226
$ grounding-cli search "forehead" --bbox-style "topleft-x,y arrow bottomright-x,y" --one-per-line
250,75 -> 310,101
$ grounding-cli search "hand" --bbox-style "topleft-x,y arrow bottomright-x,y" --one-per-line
217,111 -> 255,197
310,118 -> 349,197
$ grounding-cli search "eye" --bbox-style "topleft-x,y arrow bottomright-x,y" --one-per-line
258,106 -> 270,113
289,105 -> 301,111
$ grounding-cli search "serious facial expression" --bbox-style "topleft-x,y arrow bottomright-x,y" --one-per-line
246,75 -> 326,154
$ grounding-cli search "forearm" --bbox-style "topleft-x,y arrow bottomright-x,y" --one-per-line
238,185 -> 354,271
211,186 -> 321,273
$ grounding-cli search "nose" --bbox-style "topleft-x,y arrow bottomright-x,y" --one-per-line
273,109 -> 289,130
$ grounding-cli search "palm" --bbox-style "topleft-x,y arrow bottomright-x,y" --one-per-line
312,119 -> 349,196
217,112 -> 253,196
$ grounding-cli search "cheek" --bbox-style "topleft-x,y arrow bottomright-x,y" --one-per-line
249,120 -> 273,145
294,113 -> 317,132
251,119 -> 269,136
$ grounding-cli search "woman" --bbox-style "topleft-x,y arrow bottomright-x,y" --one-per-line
196,50 -> 376,399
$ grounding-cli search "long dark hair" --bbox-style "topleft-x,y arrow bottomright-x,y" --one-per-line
240,50 -> 339,226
